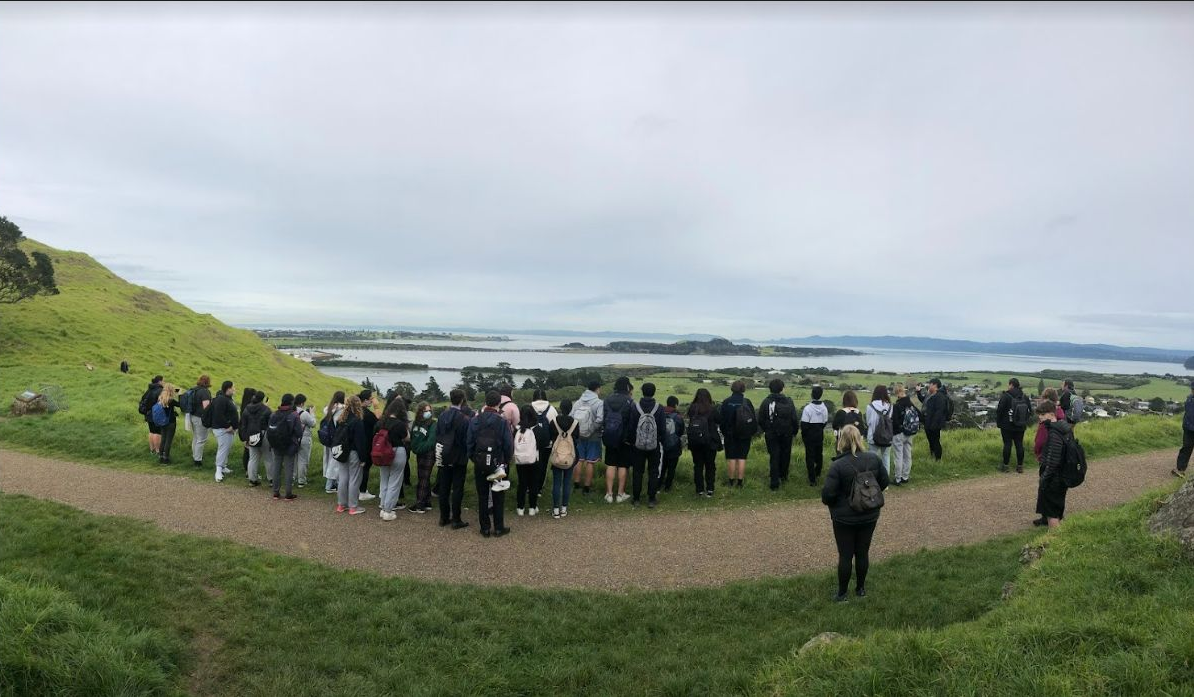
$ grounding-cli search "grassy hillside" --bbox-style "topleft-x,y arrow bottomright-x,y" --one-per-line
2,485 -> 1189,696
0,239 -> 356,469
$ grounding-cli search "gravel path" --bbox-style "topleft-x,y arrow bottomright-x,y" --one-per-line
0,448 -> 1178,590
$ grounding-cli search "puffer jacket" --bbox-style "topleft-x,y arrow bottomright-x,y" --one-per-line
1040,419 -> 1073,478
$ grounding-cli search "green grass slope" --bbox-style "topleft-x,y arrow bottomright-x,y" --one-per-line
0,239 -> 355,470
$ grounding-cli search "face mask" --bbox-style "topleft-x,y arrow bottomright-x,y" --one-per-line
423,411 -> 432,419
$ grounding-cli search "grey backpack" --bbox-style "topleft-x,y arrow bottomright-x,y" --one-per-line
849,460 -> 885,512
634,403 -> 659,451
872,404 -> 894,447
1068,394 -> 1085,423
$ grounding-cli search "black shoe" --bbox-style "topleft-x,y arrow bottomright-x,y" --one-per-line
736,480 -> 744,489
648,499 -> 657,509
451,521 -> 470,530
893,480 -> 903,487
494,527 -> 511,537
631,500 -> 639,508
855,587 -> 866,597
481,529 -> 491,538
1032,517 -> 1048,527
284,494 -> 297,501
770,485 -> 779,491
999,465 -> 1009,473
439,519 -> 450,527
193,460 -> 203,468
833,592 -> 848,603
249,480 -> 261,487
808,481 -> 817,487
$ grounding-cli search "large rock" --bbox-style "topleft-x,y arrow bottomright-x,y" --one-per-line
1149,479 -> 1194,560
799,632 -> 848,655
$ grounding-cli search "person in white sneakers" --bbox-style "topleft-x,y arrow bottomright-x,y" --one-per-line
514,405 -> 546,517
864,385 -> 894,475
207,381 -> 239,482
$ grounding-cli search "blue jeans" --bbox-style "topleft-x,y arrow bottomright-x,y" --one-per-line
552,464 -> 575,509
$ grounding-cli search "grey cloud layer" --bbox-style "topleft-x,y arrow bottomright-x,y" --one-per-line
2,4 -> 1193,347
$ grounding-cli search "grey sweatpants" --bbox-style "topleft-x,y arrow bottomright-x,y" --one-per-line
337,452 -> 363,509
247,443 -> 268,483
188,414 -> 209,462
269,451 -> 295,497
379,447 -> 408,513
892,433 -> 913,481
214,428 -> 234,480
295,435 -> 312,485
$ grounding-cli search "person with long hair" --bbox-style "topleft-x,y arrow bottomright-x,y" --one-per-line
832,390 -> 866,440
1033,399 -> 1073,528
890,384 -> 917,486
335,394 -> 369,515
864,384 -> 894,474
530,389 -> 558,502
376,396 -> 410,520
409,401 -> 437,513
241,390 -> 271,487
155,383 -> 181,465
550,398 -> 579,518
321,391 -> 345,493
514,404 -> 546,516
822,425 -> 889,602
293,393 -> 316,488
687,388 -> 722,497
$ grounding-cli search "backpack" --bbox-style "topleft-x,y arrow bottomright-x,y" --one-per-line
1060,436 -> 1088,488
1068,394 -> 1086,423
201,400 -> 214,429
871,404 -> 894,447
687,413 -> 711,447
573,400 -> 598,439
534,405 -> 553,444
471,414 -> 505,474
179,389 -> 194,416
662,412 -> 681,451
634,403 -> 660,451
242,408 -> 265,445
838,410 -> 865,434
848,460 -> 885,512
602,396 -> 628,448
330,417 -> 354,463
317,413 -> 336,447
150,402 -> 169,427
733,398 -> 758,440
767,397 -> 796,438
550,419 -> 578,468
370,427 -> 395,466
1011,393 -> 1033,429
268,410 -> 297,452
901,405 -> 921,436
514,427 -> 539,464
435,410 -> 461,467
137,388 -> 155,416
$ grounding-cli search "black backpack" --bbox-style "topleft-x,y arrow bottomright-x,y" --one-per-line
137,388 -> 155,416
435,409 -> 462,465
848,459 -> 885,512
767,396 -> 796,438
471,414 -> 505,474
1011,393 -> 1033,429
687,413 -> 711,447
1060,436 -> 1087,488
732,398 -> 758,440
331,417 -> 355,463
267,410 -> 296,452
201,400 -> 215,429
603,394 -> 630,448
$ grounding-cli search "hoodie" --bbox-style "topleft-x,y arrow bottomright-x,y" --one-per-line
571,390 -> 605,438
240,402 -> 272,443
864,400 -> 892,445
800,401 -> 829,443
996,386 -> 1028,431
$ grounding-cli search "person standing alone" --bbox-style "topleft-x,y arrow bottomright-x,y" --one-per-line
919,378 -> 950,461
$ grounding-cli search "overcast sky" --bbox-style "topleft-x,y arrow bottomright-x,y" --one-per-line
2,2 -> 1193,348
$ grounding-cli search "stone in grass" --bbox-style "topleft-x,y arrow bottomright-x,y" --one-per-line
799,632 -> 848,655
1001,582 -> 1015,600
1019,542 -> 1047,565
1148,478 -> 1194,561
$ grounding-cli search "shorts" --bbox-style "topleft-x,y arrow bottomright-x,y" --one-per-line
147,422 -> 162,435
604,443 -> 629,468
723,436 -> 751,460
576,437 -> 602,463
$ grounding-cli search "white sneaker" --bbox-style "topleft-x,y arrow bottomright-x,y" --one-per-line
516,508 -> 525,517
359,491 -> 376,501
604,493 -> 614,503
561,506 -> 568,517
552,507 -> 561,519
529,507 -> 538,516
491,479 -> 511,492
380,510 -> 389,520
616,493 -> 631,503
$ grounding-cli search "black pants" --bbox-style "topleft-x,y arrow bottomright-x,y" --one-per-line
803,431 -> 824,483
516,463 -> 539,510
536,448 -> 551,497
1000,428 -> 1025,468
475,477 -> 506,533
438,461 -> 467,524
765,432 -> 793,488
661,449 -> 681,490
1177,429 -> 1194,472
360,460 -> 372,493
925,429 -> 943,461
691,446 -> 716,494
630,447 -> 661,502
832,520 -> 877,595
159,421 -> 177,461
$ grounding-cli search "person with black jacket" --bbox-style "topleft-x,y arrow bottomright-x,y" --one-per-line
995,378 -> 1030,474
357,390 -> 379,502
437,389 -> 472,530
240,391 -> 272,487
687,388 -> 722,497
267,394 -> 303,501
758,379 -> 798,491
602,377 -> 635,504
207,381 -> 239,483
918,378 -> 949,461
154,383 -> 181,465
376,397 -> 410,520
625,382 -> 668,508
513,405 -> 546,517
468,390 -> 515,537
821,425 -> 890,602
890,384 -> 917,486
188,375 -> 213,468
800,386 -> 830,486
237,387 -> 257,475
138,375 -> 164,457
720,380 -> 755,489
1033,400 -> 1073,529
1174,383 -> 1194,479
550,399 -> 580,518
660,396 -> 686,492
334,394 -> 371,516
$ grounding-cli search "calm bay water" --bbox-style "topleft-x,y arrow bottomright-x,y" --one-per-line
309,333 -> 1190,390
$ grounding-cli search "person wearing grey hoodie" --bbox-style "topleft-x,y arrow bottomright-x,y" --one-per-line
570,380 -> 604,496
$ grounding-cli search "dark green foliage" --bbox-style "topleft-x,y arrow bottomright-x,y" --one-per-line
0,216 -> 58,304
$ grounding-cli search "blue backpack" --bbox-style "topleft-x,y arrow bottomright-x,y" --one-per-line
318,413 -> 336,447
151,402 -> 170,427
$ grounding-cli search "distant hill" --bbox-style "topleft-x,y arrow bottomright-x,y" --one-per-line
561,338 -> 860,357
759,335 -> 1192,365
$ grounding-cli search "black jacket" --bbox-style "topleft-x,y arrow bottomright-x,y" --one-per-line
1040,420 -> 1073,478
625,397 -> 667,450
550,413 -> 578,441
190,386 -> 212,416
240,403 -> 272,442
996,387 -> 1028,432
821,451 -> 890,525
758,393 -> 798,436
208,393 -> 239,430
892,396 -> 915,434
921,391 -> 950,430
140,382 -> 163,424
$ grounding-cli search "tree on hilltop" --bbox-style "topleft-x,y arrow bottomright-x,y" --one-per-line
0,216 -> 58,304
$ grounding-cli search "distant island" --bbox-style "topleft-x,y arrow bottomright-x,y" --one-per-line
254,329 -> 510,343
764,335 -> 1194,365
560,338 -> 861,358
